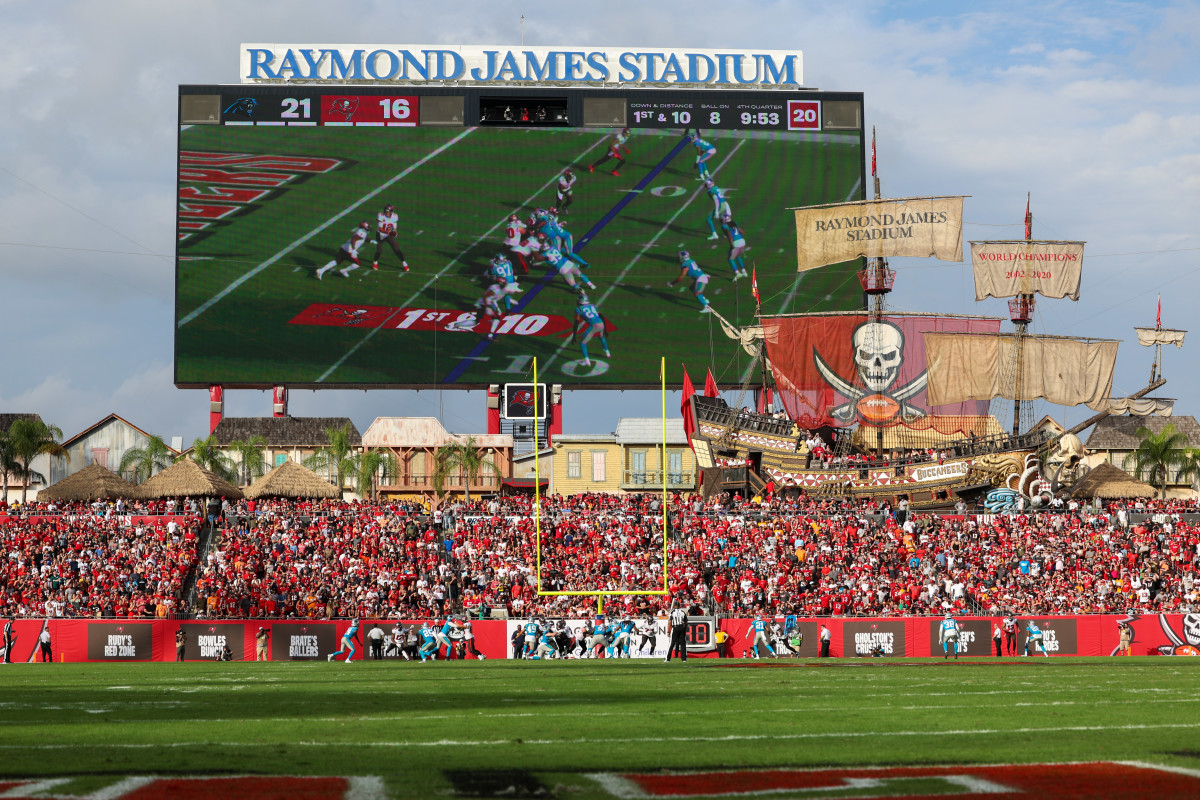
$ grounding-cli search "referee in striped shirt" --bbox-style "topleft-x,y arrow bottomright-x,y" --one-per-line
665,602 -> 689,662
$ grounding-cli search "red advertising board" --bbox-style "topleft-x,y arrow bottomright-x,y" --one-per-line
14,614 -> 1200,662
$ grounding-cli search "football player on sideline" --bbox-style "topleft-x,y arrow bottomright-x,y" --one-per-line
669,251 -> 712,313
372,203 -> 411,274
315,222 -> 370,280
572,291 -> 610,368
939,613 -> 961,660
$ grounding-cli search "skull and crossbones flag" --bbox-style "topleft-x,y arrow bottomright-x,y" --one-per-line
759,313 -> 1000,429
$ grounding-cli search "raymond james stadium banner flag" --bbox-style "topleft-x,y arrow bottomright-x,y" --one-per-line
793,197 -> 965,273
970,241 -> 1085,301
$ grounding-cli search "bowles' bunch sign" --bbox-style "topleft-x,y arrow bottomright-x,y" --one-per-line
240,45 -> 803,87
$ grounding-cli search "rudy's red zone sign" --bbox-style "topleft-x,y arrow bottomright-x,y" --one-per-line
597,762 -> 1200,798
289,304 -> 577,338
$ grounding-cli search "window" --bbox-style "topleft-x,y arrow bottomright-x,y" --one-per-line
91,448 -> 109,469
668,450 -> 683,484
631,450 -> 647,484
566,451 -> 581,479
591,450 -> 606,483
274,453 -> 287,467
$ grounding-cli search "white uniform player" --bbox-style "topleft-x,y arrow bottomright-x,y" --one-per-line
372,204 -> 410,273
316,222 -> 370,279
503,214 -> 530,273
556,170 -> 577,215
939,614 -> 961,659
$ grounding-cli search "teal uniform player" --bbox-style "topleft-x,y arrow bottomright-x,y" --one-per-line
573,292 -> 610,367
669,251 -> 712,313
704,180 -> 733,239
1023,621 -> 1050,657
722,216 -> 749,279
328,618 -> 361,663
690,133 -> 717,180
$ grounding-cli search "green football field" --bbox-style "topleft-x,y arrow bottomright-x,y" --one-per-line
2,659 -> 1198,798
175,124 -> 863,388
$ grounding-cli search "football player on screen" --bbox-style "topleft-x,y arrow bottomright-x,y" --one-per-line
537,209 -> 588,269
372,203 -> 410,274
556,169 -> 577,216
721,215 -> 749,280
704,179 -> 733,240
572,291 -> 610,368
587,128 -> 630,176
315,222 -> 370,280
489,254 -> 521,311
503,213 -> 531,273
690,132 -> 717,181
536,234 -> 596,293
669,250 -> 713,313
473,279 -> 510,342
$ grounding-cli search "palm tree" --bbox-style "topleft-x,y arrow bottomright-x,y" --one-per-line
353,448 -> 398,500
228,435 -> 268,486
7,418 -> 68,503
118,434 -> 175,484
0,427 -> 19,504
1124,423 -> 1188,499
1176,447 -> 1200,498
304,422 -> 358,496
186,434 -> 237,483
432,435 -> 497,503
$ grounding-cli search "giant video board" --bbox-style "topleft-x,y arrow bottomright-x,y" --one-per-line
175,86 -> 865,388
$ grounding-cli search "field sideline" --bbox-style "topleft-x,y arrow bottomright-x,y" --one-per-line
1,658 -> 1198,798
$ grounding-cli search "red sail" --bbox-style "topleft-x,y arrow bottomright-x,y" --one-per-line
761,314 -> 1002,429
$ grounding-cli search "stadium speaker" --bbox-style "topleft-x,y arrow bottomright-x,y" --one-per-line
582,97 -> 626,127
822,100 -> 862,131
551,384 -> 562,404
486,395 -> 500,410
180,95 -> 221,124
421,95 -> 465,126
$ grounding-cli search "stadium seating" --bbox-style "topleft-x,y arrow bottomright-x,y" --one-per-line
1,492 -> 1197,619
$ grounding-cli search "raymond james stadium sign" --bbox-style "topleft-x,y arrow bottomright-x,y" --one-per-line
240,45 -> 804,87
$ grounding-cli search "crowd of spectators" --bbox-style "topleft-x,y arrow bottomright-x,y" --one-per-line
0,513 -> 202,618
2,489 -> 1199,621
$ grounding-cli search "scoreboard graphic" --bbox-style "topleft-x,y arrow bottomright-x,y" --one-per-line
176,85 -> 865,389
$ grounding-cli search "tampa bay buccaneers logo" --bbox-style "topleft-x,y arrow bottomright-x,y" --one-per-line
326,97 -> 359,121
315,307 -> 372,326
814,320 -> 928,425
1112,613 -> 1200,656
512,389 -> 535,409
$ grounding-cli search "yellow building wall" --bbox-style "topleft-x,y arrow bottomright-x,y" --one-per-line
552,441 -> 623,495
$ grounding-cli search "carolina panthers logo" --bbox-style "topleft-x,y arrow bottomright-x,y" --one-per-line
326,97 -> 359,121
223,97 -> 258,117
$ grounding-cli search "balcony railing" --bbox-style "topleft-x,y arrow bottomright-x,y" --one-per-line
620,470 -> 696,490
377,474 -> 501,490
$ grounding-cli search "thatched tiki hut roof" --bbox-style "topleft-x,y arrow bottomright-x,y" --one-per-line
1070,462 -> 1156,499
134,458 -> 243,500
37,463 -> 139,501
244,459 -> 340,499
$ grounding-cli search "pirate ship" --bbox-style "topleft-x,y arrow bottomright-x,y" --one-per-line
687,139 -> 1182,510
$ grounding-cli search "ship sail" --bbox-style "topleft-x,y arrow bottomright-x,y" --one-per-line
791,196 -> 966,273
1134,327 -> 1186,348
1091,397 -> 1175,416
970,240 -> 1085,301
758,312 -> 1001,430
923,332 -> 1118,410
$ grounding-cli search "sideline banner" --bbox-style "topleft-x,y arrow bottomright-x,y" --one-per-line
16,614 -> 1200,661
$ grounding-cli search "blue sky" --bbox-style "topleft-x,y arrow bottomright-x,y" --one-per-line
1,1 -> 1197,444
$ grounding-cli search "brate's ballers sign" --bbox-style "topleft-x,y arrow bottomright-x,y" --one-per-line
271,623 -> 338,661
87,623 -> 154,661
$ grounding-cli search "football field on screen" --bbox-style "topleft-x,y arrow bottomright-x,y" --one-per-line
175,124 -> 864,387
2,659 -> 1199,799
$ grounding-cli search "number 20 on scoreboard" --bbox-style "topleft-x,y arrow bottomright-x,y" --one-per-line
787,100 -> 821,131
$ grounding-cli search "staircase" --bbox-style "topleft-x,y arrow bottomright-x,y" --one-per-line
179,521 -> 222,618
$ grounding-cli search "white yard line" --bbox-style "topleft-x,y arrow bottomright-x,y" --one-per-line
177,127 -> 477,328
5,720 -> 1200,750
314,134 -> 610,383
540,139 -> 747,374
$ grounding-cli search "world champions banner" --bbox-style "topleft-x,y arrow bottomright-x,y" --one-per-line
970,240 -> 1085,301
793,196 -> 965,273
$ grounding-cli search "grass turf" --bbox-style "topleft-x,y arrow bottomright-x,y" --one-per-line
175,125 -> 863,387
1,658 -> 1197,797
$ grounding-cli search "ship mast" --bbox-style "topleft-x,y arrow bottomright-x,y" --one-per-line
858,127 -> 895,459
1007,193 -> 1035,436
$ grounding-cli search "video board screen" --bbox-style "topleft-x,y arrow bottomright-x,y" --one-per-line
175,87 -> 865,388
